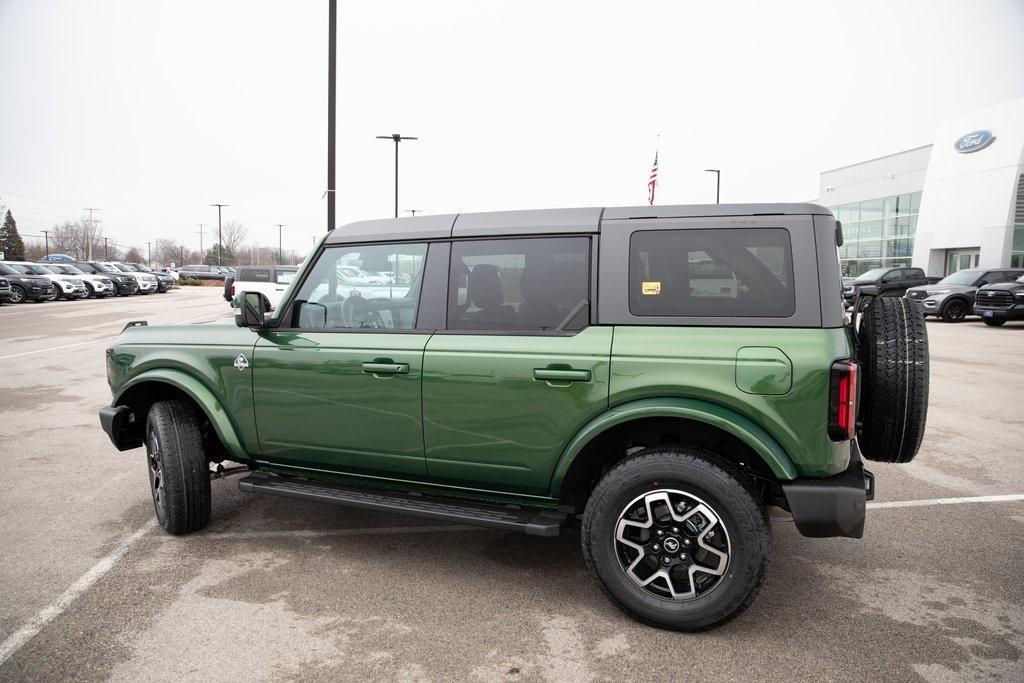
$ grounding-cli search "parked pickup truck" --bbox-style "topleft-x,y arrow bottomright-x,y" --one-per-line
973,273 -> 1024,326
842,266 -> 935,306
223,265 -> 298,309
100,203 -> 930,631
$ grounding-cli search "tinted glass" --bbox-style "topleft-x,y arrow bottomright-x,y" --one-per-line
238,267 -> 272,282
629,228 -> 794,317
291,243 -> 427,330
447,237 -> 590,332
275,269 -> 297,285
937,270 -> 981,286
0,264 -> 16,275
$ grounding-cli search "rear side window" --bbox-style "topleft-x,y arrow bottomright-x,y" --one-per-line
275,269 -> 296,285
448,237 -> 590,332
629,228 -> 794,317
238,267 -> 272,282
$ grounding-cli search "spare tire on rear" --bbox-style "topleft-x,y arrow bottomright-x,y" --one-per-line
856,296 -> 929,463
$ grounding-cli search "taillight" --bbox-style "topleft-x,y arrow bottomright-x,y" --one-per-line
828,360 -> 859,441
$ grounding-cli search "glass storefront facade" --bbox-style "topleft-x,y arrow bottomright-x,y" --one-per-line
828,192 -> 922,277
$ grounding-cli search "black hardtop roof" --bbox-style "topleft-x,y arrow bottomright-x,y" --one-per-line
326,203 -> 831,244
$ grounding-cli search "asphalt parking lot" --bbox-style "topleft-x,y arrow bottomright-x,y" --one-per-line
1,288 -> 1022,681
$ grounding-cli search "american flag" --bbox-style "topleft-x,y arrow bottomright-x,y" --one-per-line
648,150 -> 659,205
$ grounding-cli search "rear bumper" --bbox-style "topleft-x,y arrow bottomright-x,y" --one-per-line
99,405 -> 143,450
781,442 -> 873,538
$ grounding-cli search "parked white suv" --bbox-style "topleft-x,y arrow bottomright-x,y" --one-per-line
104,261 -> 159,293
44,263 -> 116,298
5,262 -> 87,300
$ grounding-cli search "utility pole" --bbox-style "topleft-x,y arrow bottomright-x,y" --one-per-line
147,242 -> 152,267
704,169 -> 721,204
275,224 -> 286,263
404,209 -> 420,217
196,224 -> 205,261
376,133 -> 417,218
327,0 -> 337,231
209,204 -> 228,266
84,207 -> 99,259
179,245 -> 184,266
103,237 -> 109,260
42,230 -> 50,257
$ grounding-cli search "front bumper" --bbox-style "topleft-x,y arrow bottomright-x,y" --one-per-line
114,280 -> 139,295
974,303 -> 1024,320
0,290 -> 11,302
781,442 -> 873,538
99,405 -> 144,450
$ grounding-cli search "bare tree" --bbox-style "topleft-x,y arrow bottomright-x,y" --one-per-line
46,216 -> 106,260
123,247 -> 143,263
220,220 -> 247,256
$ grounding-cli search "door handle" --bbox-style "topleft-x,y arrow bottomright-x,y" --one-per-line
533,368 -> 591,383
362,362 -> 409,375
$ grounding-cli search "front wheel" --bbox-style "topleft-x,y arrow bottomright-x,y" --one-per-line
581,447 -> 769,631
145,399 -> 211,534
940,298 -> 967,322
10,285 -> 26,303
982,318 -> 1006,327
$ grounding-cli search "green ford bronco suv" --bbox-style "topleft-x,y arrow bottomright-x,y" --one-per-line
100,204 -> 929,631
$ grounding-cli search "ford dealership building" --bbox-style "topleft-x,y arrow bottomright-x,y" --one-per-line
816,96 -> 1024,277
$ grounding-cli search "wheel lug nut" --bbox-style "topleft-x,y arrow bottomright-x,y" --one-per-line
671,527 -> 679,534
656,530 -> 664,537
652,544 -> 659,552
663,557 -> 672,565
684,539 -> 691,546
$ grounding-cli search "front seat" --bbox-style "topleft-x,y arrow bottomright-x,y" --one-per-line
467,264 -> 516,329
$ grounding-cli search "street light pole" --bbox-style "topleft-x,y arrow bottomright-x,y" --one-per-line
704,169 -> 720,204
376,133 -> 417,218
196,224 -> 204,261
327,0 -> 337,231
275,224 -> 286,263
209,204 -> 228,266
84,207 -> 99,259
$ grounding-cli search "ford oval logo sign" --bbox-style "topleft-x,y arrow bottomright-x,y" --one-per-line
954,130 -> 995,154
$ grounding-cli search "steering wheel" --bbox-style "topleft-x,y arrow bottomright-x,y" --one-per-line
341,296 -> 386,329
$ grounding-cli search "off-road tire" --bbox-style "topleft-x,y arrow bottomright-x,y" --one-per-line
145,399 -> 211,534
982,318 -> 1006,327
857,296 -> 929,463
581,447 -> 770,632
940,298 -> 968,322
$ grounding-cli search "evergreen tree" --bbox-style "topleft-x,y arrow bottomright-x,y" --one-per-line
0,210 -> 26,261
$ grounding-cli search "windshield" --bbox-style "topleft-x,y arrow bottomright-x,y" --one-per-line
0,264 -> 17,275
22,264 -> 55,275
1016,275 -> 1024,284
853,268 -> 889,283
936,270 -> 980,286
135,264 -> 153,272
94,263 -> 117,273
75,263 -> 98,273
111,263 -> 133,272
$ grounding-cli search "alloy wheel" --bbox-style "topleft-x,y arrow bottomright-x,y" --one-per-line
10,285 -> 24,303
614,489 -> 731,601
147,432 -> 167,523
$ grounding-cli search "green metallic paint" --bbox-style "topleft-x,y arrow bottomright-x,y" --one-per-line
608,326 -> 853,477
107,323 -> 260,457
735,346 -> 793,395
253,331 -> 431,478
548,396 -> 798,496
422,327 -> 613,496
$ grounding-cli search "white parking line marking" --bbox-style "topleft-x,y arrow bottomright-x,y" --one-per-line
0,313 -> 228,361
867,493 -> 1024,509
0,519 -> 157,667
2,491 -> 1023,665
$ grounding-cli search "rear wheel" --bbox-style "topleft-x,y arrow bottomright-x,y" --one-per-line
145,399 -> 211,534
982,318 -> 1006,326
940,298 -> 967,322
582,447 -> 769,631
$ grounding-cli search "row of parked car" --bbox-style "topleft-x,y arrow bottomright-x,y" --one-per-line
842,265 -> 1024,325
0,258 -> 175,304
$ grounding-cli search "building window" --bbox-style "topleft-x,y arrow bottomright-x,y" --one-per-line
832,191 -> 922,277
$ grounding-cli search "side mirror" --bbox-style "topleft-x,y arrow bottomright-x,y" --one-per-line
236,291 -> 269,328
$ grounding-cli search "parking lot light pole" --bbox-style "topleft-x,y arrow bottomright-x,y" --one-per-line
376,133 -> 417,218
704,169 -> 720,204
209,205 -> 228,266
275,224 -> 286,263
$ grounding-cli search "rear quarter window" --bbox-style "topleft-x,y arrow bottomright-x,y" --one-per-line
238,267 -> 272,282
629,228 -> 795,317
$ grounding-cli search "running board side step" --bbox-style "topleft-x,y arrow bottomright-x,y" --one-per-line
238,474 -> 568,537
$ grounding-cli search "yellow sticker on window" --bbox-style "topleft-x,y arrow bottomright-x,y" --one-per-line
641,281 -> 662,295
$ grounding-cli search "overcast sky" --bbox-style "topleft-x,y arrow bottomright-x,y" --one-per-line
1,0 -> 1022,257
